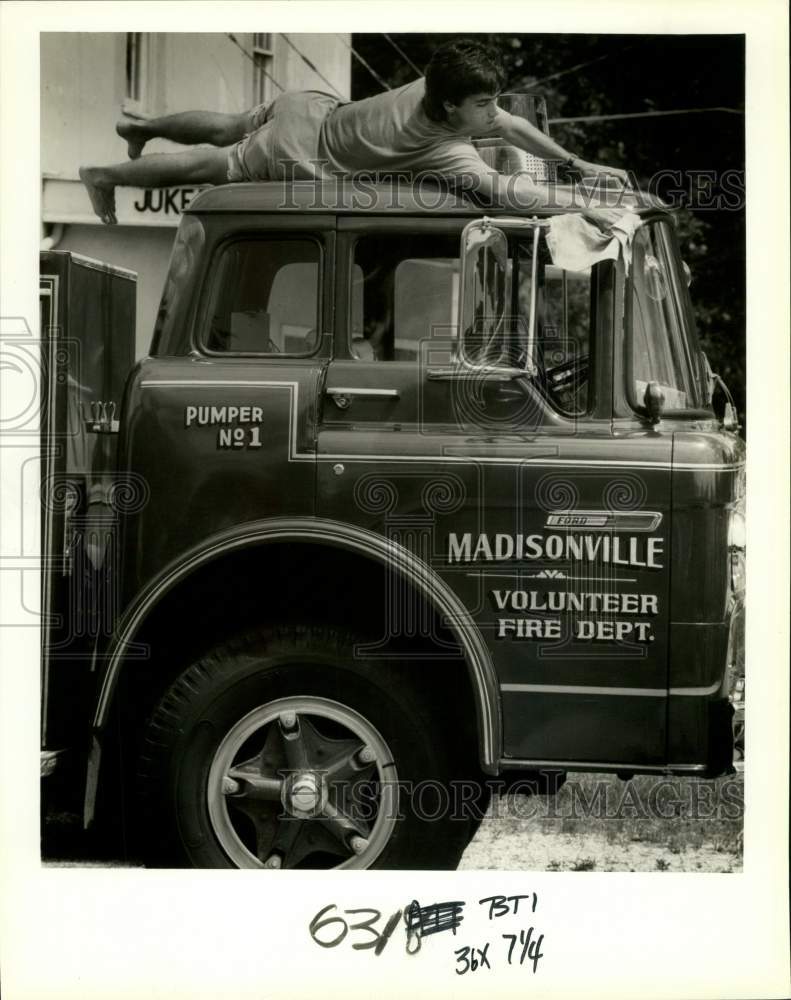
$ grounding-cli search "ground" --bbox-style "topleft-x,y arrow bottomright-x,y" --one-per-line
43,771 -> 743,872
459,771 -> 743,873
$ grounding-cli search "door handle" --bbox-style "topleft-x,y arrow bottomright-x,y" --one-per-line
326,387 -> 400,410
427,366 -> 525,381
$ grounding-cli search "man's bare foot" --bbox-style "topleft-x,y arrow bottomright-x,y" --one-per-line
79,166 -> 118,225
116,113 -> 150,159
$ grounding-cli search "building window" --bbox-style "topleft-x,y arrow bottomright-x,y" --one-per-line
252,33 -> 274,106
124,32 -> 149,111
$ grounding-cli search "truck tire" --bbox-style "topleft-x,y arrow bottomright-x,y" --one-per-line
137,624 -> 481,869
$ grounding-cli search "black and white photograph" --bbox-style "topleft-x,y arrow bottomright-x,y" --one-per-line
39,27 -> 748,873
0,3 -> 788,999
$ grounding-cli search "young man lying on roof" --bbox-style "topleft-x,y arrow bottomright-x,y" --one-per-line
80,39 -> 628,227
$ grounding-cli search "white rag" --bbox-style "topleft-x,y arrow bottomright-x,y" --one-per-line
546,211 -> 642,274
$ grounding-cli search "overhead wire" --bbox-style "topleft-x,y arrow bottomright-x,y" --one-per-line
531,46 -> 637,88
225,37 -> 741,132
280,34 -> 347,98
521,46 -> 742,127
549,107 -> 744,124
226,33 -> 285,92
382,34 -> 422,77
336,34 -> 392,90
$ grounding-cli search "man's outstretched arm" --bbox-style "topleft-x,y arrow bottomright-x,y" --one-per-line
468,168 -> 628,231
495,110 -> 628,183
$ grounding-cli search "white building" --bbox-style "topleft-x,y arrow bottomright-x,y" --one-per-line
41,32 -> 352,357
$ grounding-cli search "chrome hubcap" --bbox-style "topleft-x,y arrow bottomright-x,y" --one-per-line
207,696 -> 398,869
282,771 -> 325,817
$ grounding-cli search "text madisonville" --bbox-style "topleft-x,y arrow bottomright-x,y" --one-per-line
447,532 -> 664,569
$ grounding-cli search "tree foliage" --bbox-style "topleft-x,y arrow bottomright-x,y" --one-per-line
351,33 -> 746,423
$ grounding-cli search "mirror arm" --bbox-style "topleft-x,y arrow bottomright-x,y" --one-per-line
525,224 -> 541,374
700,350 -> 716,403
711,371 -> 740,431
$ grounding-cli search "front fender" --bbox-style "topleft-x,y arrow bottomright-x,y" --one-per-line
93,516 -> 502,770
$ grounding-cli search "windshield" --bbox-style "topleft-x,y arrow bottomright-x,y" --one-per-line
628,220 -> 708,411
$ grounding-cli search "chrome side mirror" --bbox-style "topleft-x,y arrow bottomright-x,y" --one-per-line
459,221 -> 511,369
458,219 -> 541,377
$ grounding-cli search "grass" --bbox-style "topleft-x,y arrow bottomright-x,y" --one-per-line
490,772 -> 744,855
459,771 -> 744,871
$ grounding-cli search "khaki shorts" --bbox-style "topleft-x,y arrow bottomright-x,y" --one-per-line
226,101 -> 274,182
226,91 -> 343,183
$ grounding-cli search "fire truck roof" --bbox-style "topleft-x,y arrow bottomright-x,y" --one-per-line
187,182 -> 668,217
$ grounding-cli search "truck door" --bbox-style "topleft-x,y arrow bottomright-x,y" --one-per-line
316,217 -> 671,769
115,218 -> 334,596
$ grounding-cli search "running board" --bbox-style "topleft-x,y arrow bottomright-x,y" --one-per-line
498,759 -> 710,776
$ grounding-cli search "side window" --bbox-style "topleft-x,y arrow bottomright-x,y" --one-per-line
539,263 -> 592,415
152,215 -> 205,355
203,238 -> 320,355
350,235 -> 459,361
348,230 -> 594,417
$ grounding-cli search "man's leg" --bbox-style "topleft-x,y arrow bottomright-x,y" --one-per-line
79,145 -> 232,224
117,110 -> 255,159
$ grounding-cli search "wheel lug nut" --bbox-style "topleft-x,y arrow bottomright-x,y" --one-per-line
264,855 -> 282,869
222,777 -> 241,795
357,746 -> 375,764
349,836 -> 368,855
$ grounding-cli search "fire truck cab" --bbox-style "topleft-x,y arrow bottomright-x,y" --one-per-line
40,179 -> 745,870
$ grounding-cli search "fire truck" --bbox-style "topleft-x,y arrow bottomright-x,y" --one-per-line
39,158 -> 745,870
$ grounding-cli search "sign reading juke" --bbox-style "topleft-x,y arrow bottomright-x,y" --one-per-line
39,178 -> 746,870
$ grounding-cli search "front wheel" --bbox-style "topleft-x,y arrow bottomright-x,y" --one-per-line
137,625 -> 481,869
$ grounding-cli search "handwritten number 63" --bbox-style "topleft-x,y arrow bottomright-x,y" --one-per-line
309,904 -> 404,955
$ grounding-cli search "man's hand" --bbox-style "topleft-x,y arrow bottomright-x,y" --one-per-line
582,207 -> 627,232
572,159 -> 629,186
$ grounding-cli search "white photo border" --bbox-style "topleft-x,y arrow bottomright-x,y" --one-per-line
1,2 -> 788,998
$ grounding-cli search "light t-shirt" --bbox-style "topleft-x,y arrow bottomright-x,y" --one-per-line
232,78 -> 506,184
320,78 -> 502,180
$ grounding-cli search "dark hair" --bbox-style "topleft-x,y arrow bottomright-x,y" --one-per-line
424,39 -> 507,121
